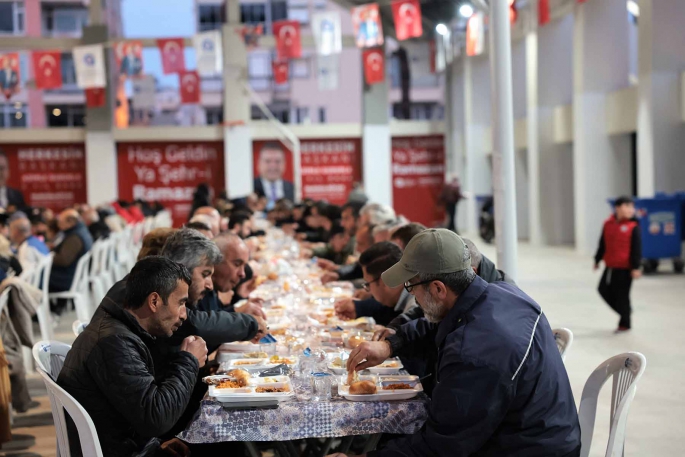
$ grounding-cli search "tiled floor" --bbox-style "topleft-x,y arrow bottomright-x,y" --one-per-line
2,239 -> 684,456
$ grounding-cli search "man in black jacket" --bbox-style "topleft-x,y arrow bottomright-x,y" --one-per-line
58,256 -> 209,457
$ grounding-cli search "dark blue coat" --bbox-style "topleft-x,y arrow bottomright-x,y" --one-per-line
376,276 -> 581,457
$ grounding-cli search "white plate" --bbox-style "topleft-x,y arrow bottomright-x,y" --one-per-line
327,364 -> 346,375
366,358 -> 403,374
209,384 -> 295,403
219,341 -> 261,352
226,358 -> 268,370
338,382 -> 422,402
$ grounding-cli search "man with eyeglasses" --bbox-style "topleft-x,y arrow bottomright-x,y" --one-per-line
339,229 -> 581,457
334,242 -> 416,325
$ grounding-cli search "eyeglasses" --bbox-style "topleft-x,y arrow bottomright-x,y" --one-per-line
404,278 -> 436,293
362,277 -> 381,291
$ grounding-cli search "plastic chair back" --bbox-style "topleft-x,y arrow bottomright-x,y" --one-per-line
579,352 -> 647,457
0,287 -> 9,317
32,340 -> 71,381
35,361 -> 103,457
553,328 -> 573,362
35,254 -> 54,341
72,320 -> 88,337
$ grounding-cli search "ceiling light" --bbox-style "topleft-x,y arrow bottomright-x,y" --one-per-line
459,3 -> 474,19
436,23 -> 449,36
52,108 -> 61,116
627,0 -> 639,17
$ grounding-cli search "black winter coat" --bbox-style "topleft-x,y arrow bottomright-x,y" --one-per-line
57,298 -> 199,457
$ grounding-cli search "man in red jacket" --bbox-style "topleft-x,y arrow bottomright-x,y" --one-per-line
594,196 -> 642,332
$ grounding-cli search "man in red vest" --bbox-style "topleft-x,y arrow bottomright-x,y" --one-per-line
594,196 -> 642,332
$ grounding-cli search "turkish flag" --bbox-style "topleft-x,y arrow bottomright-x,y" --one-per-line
32,51 -> 62,89
157,38 -> 186,74
273,20 -> 302,60
272,61 -> 289,85
392,0 -> 423,41
179,70 -> 201,104
363,49 -> 385,85
539,0 -> 551,25
85,88 -> 106,108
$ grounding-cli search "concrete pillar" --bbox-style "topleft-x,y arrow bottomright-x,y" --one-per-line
526,21 -> 542,245
448,59 -> 469,232
637,0 -> 685,195
223,0 -> 254,199
362,79 -> 392,207
573,0 -> 633,254
82,1 -> 118,206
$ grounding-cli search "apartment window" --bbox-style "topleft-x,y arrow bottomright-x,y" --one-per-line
318,107 -> 326,123
0,2 -> 25,35
60,52 -> 77,86
42,6 -> 88,37
199,4 -> 224,32
288,5 -> 310,24
392,102 -> 444,121
205,107 -> 224,125
291,58 -> 310,78
248,53 -> 272,91
240,4 -> 266,24
0,103 -> 28,128
294,107 -> 309,124
46,104 -> 85,127
314,1 -> 327,10
271,1 -> 288,22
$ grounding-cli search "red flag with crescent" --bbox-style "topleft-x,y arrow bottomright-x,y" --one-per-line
363,48 -> 385,85
273,20 -> 302,60
391,0 -> 423,41
272,61 -> 289,85
179,70 -> 201,104
157,38 -> 186,74
32,51 -> 62,89
85,87 -> 106,108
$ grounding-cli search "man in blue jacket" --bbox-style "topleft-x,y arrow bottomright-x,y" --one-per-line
343,229 -> 581,457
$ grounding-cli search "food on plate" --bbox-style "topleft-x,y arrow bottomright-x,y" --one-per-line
270,327 -> 287,336
203,376 -> 231,386
225,369 -> 251,387
330,357 -> 344,368
283,281 -> 290,292
380,360 -> 399,368
234,360 -> 261,366
260,377 -> 280,383
217,380 -> 242,389
256,385 -> 290,393
346,335 -> 365,349
346,369 -> 359,386
383,383 -> 413,390
269,355 -> 295,364
267,272 -> 279,281
244,351 -> 268,359
349,380 -> 377,395
254,275 -> 267,286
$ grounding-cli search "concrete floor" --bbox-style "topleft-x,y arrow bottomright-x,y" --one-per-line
2,240 -> 684,456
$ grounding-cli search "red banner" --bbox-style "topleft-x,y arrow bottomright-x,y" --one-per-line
272,61 -> 289,85
114,40 -> 144,78
392,135 -> 445,227
179,70 -> 201,104
392,0 -> 423,41
0,143 -> 87,212
363,49 -> 385,85
157,38 -> 186,74
539,0 -> 551,25
85,88 -> 106,108
32,51 -> 62,89
0,53 -> 21,100
273,20 -> 302,60
117,142 -> 225,227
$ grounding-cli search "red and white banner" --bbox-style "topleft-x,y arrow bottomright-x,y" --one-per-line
85,88 -> 106,108
272,61 -> 289,85
273,20 -> 302,60
179,70 -> 201,104
32,51 -> 62,89
392,0 -> 423,41
157,38 -> 186,74
539,0 -> 551,25
117,142 -> 225,227
363,49 -> 385,85
0,144 -> 87,212
466,12 -> 485,57
352,3 -> 384,48
114,40 -> 144,78
392,135 -> 445,227
0,53 -> 21,100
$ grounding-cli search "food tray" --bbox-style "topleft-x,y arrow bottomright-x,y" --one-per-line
366,358 -> 403,374
338,376 -> 422,402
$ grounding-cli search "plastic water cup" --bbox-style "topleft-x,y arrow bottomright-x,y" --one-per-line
311,372 -> 333,401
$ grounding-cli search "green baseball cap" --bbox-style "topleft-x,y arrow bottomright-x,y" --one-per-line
381,229 -> 471,288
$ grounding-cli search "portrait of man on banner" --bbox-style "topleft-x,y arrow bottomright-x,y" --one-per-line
352,4 -> 384,48
253,142 -> 295,208
116,41 -> 144,78
0,53 -> 21,100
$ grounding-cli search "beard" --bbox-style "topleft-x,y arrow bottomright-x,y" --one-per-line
418,292 -> 448,324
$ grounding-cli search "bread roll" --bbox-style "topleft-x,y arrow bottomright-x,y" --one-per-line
349,380 -> 377,395
226,369 -> 251,387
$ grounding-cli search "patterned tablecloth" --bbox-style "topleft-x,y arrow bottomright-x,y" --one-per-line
179,394 -> 429,443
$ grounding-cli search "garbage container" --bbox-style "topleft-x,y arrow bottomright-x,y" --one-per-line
633,197 -> 683,273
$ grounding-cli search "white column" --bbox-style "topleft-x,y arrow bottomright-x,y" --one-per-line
637,0 -> 685,195
490,0 -> 518,281
86,132 -> 118,206
462,57 -> 478,234
573,0 -> 633,254
223,1 -> 253,199
362,80 -> 392,207
526,21 -> 542,246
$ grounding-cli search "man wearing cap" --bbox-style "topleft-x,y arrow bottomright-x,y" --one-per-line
343,229 -> 581,457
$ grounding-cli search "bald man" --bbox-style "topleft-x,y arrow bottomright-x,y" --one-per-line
9,212 -> 49,272
49,209 -> 94,314
192,206 -> 221,237
188,214 -> 216,238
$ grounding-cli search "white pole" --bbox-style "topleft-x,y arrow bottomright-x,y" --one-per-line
489,0 -> 518,281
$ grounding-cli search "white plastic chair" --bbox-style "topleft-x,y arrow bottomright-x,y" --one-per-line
0,287 -> 9,317
89,240 -> 109,309
34,254 -> 55,342
32,341 -> 103,457
49,251 -> 93,322
579,352 -> 647,457
72,320 -> 88,337
553,328 -> 574,362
